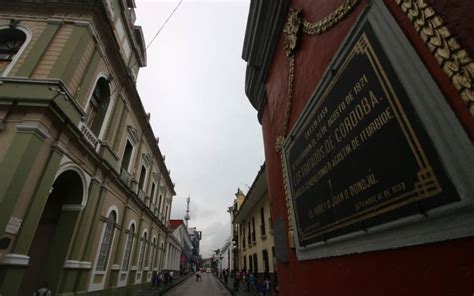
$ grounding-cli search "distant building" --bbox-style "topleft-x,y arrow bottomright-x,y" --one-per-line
187,227 -> 202,271
230,164 -> 275,279
168,219 -> 193,274
0,1 -> 176,295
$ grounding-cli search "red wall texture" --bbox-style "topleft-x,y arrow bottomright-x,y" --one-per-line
260,1 -> 474,295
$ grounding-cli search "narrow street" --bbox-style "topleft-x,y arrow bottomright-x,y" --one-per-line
165,273 -> 231,296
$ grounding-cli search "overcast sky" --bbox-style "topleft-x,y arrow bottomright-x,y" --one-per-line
134,0 -> 264,257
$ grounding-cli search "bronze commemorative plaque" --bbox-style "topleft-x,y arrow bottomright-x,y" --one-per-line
283,25 -> 459,247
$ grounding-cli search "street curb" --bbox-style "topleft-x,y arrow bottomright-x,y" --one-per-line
161,273 -> 193,295
214,273 -> 235,296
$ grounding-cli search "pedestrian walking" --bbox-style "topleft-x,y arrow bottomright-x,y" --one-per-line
195,270 -> 202,282
159,272 -> 165,286
33,281 -> 51,296
264,276 -> 271,295
256,278 -> 265,296
169,271 -> 174,286
249,272 -> 256,291
151,271 -> 158,289
233,269 -> 240,291
223,269 -> 228,284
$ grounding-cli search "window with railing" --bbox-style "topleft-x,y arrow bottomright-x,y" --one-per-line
150,183 -> 156,208
157,194 -> 163,218
138,165 -> 146,190
252,217 -> 256,244
138,232 -> 147,270
253,253 -> 258,273
262,249 -> 269,273
121,140 -> 133,171
247,222 -> 251,246
86,77 -> 111,136
121,224 -> 135,271
260,207 -> 266,236
242,224 -> 246,248
0,27 -> 27,75
96,211 -> 116,271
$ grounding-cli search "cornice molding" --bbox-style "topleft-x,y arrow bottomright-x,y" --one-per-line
242,0 -> 289,122
15,122 -> 50,141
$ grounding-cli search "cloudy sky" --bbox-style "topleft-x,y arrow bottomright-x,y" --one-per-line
134,0 -> 264,257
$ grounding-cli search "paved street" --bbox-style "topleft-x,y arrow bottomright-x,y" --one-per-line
165,273 -> 231,296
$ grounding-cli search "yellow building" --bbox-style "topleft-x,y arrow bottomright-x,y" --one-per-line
0,1 -> 176,295
232,164 -> 275,277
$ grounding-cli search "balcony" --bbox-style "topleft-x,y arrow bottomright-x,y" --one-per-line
260,225 -> 266,239
138,189 -> 145,202
78,121 -> 99,149
120,168 -> 130,185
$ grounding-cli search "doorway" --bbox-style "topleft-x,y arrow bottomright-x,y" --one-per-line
20,170 -> 84,295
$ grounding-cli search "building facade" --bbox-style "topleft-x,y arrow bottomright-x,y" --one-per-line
168,219 -> 193,275
187,227 -> 202,272
242,0 -> 474,295
231,165 -> 275,278
0,0 -> 177,295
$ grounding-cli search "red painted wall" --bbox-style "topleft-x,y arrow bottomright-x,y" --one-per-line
260,1 -> 474,295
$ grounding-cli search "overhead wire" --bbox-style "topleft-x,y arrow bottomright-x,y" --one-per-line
146,0 -> 183,49
109,0 -> 184,98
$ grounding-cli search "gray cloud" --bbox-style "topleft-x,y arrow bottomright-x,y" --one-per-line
135,1 -> 262,257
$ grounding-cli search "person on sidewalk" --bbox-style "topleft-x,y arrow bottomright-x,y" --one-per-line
233,269 -> 240,291
169,271 -> 174,286
255,277 -> 266,296
223,269 -> 228,284
249,271 -> 256,292
264,276 -> 271,296
151,271 -> 158,289
33,281 -> 52,296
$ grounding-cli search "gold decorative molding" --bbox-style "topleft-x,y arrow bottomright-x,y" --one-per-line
279,0 -> 362,148
302,0 -> 362,35
283,9 -> 303,57
278,0 -> 362,248
395,0 -> 474,117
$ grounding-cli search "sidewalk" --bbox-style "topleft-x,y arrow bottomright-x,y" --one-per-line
137,273 -> 192,295
215,274 -> 277,296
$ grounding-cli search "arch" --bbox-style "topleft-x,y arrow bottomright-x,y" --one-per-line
96,210 -> 117,271
117,218 -> 136,287
85,73 -> 112,136
137,229 -> 148,271
0,24 -> 32,77
127,219 -> 137,230
19,166 -> 85,295
54,163 -> 90,208
121,221 -> 135,271
85,73 -> 110,106
88,206 -> 119,291
104,205 -> 120,223
150,235 -> 157,272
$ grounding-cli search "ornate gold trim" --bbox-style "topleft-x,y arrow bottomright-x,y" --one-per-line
279,0 -> 362,248
395,0 -> 474,117
302,0 -> 362,35
280,1 -> 362,139
283,9 -> 303,57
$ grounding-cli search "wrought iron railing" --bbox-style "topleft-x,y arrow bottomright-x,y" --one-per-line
78,121 -> 99,149
138,189 -> 145,202
120,168 -> 130,185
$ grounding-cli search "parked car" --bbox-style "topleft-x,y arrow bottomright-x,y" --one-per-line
206,268 -> 211,273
